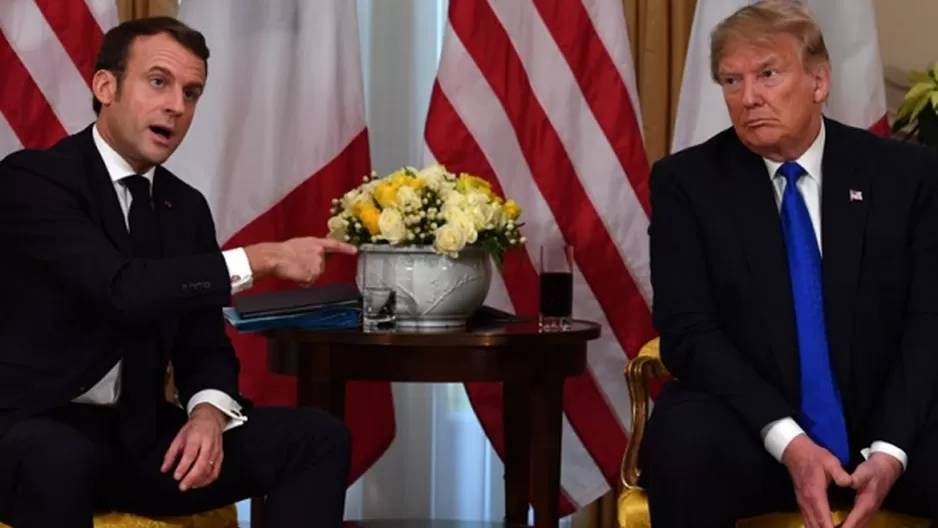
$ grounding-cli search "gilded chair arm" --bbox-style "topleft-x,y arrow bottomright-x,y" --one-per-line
621,337 -> 670,490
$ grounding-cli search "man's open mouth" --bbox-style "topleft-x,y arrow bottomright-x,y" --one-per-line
149,125 -> 172,140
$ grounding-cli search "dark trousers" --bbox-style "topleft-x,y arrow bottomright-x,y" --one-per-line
0,402 -> 351,528
639,381 -> 938,527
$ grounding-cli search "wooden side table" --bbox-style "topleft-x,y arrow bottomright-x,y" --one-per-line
257,318 -> 601,528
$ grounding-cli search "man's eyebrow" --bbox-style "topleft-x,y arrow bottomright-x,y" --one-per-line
758,57 -> 780,69
146,65 -> 174,78
146,65 -> 204,90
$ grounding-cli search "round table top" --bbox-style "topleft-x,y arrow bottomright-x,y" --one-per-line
264,317 -> 602,347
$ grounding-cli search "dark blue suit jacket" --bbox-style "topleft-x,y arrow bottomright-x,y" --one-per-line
649,117 -> 938,456
0,125 -> 247,435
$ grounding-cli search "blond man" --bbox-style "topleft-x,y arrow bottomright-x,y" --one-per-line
642,1 -> 938,527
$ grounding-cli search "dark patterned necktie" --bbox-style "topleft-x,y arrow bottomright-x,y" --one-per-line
117,175 -> 162,455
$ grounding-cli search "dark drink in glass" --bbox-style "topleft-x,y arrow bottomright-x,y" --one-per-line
540,272 -> 573,317
539,244 -> 574,330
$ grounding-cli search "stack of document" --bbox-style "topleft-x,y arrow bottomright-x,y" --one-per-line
223,283 -> 362,331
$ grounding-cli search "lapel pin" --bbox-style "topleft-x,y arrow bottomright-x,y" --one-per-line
849,189 -> 863,202
163,200 -> 173,208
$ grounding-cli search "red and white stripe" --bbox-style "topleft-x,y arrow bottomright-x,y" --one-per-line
672,0 -> 889,152
170,0 -> 395,484
0,0 -> 116,155
425,0 -> 654,511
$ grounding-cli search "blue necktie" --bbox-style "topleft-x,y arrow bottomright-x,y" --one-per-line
778,161 -> 850,465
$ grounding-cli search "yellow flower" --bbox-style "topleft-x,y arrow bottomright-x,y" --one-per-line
373,180 -> 398,209
351,198 -> 375,217
328,162 -> 526,257
503,199 -> 521,220
359,207 -> 381,235
456,174 -> 492,196
388,169 -> 411,187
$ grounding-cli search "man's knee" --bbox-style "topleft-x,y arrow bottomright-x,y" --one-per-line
297,408 -> 351,460
643,404 -> 725,483
641,385 -> 760,487
3,418 -> 101,505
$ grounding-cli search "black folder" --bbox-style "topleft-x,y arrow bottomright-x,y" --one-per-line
232,282 -> 361,319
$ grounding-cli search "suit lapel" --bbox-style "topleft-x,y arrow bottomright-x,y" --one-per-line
820,119 -> 869,400
719,135 -> 800,401
78,126 -> 131,252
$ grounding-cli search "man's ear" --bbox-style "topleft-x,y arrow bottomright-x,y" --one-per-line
811,63 -> 832,104
91,70 -> 119,108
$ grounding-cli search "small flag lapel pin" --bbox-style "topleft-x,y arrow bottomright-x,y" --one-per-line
849,189 -> 863,202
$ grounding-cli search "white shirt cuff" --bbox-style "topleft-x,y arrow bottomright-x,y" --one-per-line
187,389 -> 248,432
861,441 -> 908,471
222,248 -> 254,294
761,417 -> 805,462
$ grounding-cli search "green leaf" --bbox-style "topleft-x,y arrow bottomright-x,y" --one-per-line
909,69 -> 931,85
904,81 -> 936,103
479,235 -> 506,273
896,81 -> 937,125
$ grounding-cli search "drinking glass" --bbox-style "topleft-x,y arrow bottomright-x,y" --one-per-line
360,252 -> 396,331
538,243 -> 574,330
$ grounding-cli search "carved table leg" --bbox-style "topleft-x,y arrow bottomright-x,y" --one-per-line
530,372 -> 564,528
503,378 -> 531,525
297,345 -> 347,419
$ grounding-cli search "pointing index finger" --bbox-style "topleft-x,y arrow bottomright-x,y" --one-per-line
319,237 -> 358,255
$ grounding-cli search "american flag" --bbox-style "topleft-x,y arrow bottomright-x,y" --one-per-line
425,0 -> 654,513
0,0 -> 117,152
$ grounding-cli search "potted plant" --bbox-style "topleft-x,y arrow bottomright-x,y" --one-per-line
891,62 -> 938,147
327,164 -> 526,327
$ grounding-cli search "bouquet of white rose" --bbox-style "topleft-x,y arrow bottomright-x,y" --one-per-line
326,163 -> 525,267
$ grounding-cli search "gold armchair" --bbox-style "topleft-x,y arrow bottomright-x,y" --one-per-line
617,337 -> 930,528
0,366 -> 239,528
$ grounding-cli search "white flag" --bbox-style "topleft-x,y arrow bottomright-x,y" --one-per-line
168,0 -> 396,484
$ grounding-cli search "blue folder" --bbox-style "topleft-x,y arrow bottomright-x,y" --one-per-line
222,305 -> 361,332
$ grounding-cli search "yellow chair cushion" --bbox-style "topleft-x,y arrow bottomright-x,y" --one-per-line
0,504 -> 239,528
618,486 -> 931,528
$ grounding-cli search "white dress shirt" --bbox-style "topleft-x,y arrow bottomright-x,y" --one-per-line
759,121 -> 907,470
72,123 -> 254,432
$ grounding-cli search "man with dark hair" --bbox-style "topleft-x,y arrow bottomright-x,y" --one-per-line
90,16 -> 211,115
0,16 -> 355,528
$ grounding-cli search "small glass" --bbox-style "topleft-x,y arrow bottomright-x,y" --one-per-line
538,243 -> 574,330
360,252 -> 396,331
